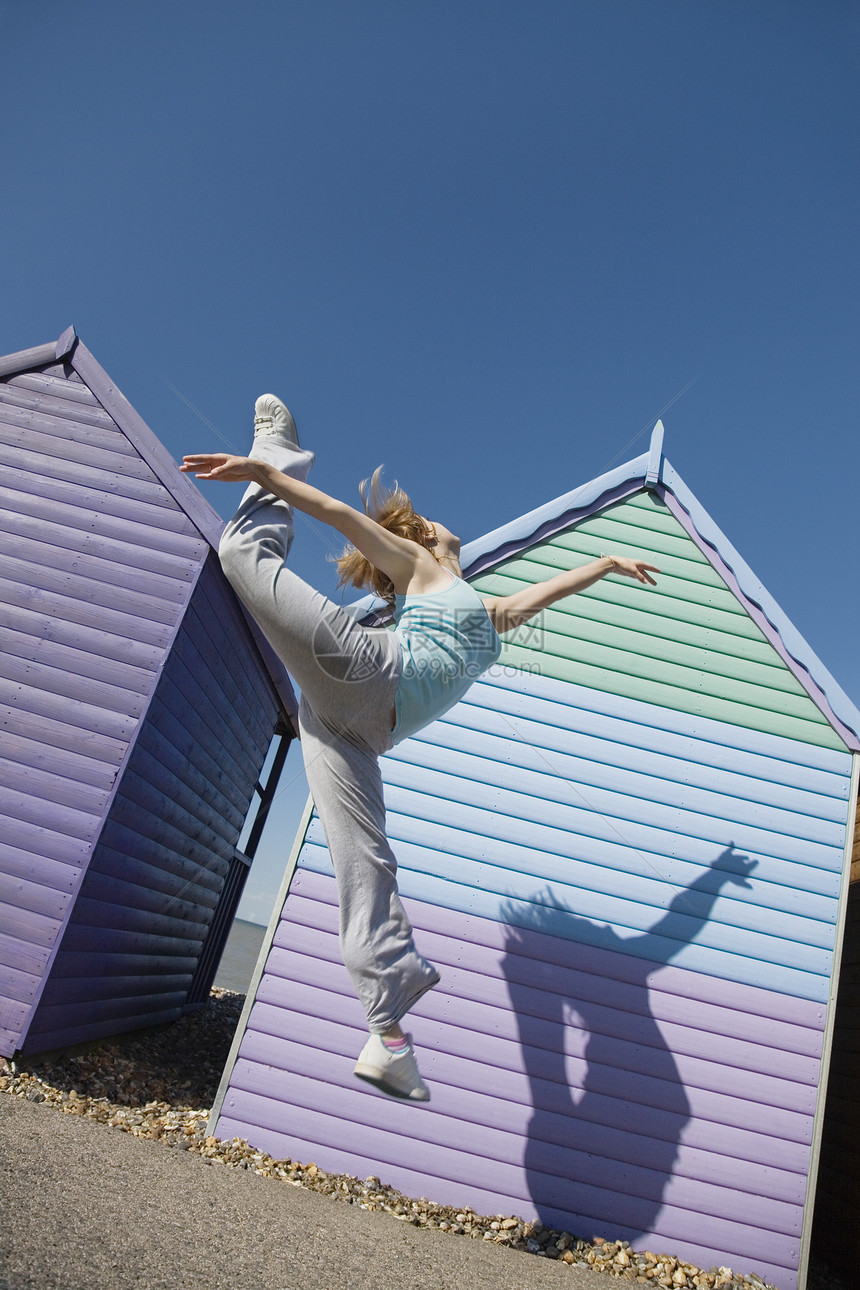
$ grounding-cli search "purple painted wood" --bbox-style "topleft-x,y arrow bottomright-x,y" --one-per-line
1,476 -> 207,557
289,867 -> 826,1031
1,728 -> 120,789
0,444 -> 184,510
0,472 -> 198,546
0,650 -> 149,719
70,340 -> 226,551
0,343 -> 58,379
217,844 -> 820,1290
2,601 -> 165,674
228,1052 -> 806,1207
1,335 -> 290,1056
7,371 -> 102,406
0,573 -> 176,651
0,671 -> 139,742
1,530 -> 191,608
276,912 -> 823,1060
55,326 -> 76,360
236,1018 -> 811,1172
1,509 -> 202,583
215,1091 -> 797,1290
3,624 -> 161,695
0,382 -> 123,430
0,401 -> 137,454
0,542 -> 190,625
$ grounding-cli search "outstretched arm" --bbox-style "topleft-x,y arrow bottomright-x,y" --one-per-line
180,453 -> 423,586
483,554 -> 658,634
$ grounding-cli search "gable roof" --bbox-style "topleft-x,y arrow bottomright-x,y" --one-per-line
356,420 -> 860,753
0,327 -> 297,722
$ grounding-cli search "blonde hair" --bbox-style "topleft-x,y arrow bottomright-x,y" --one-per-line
334,466 -> 427,604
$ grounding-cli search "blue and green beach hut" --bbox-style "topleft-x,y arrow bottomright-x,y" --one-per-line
211,422 -> 860,1290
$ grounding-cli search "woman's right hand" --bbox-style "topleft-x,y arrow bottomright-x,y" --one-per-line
181,453 -> 265,483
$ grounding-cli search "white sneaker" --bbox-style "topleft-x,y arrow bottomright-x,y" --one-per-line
354,1033 -> 431,1102
254,393 -> 299,446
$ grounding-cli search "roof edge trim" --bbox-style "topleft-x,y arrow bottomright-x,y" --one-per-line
55,325 -> 77,361
67,339 -> 299,724
348,448 -> 651,624
69,339 -> 226,551
645,420 -> 664,489
461,448 -> 651,577
661,463 -> 860,752
0,340 -> 60,380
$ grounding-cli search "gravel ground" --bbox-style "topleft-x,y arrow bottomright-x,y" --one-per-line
0,990 -> 846,1290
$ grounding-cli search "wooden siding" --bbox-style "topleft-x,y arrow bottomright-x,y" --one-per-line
211,487 -> 853,1290
812,786 -> 860,1269
21,553 -> 280,1052
474,492 -> 843,751
0,363 -> 210,1054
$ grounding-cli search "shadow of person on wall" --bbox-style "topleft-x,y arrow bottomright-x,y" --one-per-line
500,845 -> 756,1243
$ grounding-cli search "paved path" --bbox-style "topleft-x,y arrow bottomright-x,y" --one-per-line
0,1095 -> 609,1290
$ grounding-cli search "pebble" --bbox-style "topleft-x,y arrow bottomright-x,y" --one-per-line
0,990 -> 843,1290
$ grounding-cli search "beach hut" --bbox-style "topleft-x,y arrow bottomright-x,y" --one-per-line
209,422 -> 859,1290
0,327 -> 296,1058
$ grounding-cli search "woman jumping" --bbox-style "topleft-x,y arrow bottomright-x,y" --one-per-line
181,395 -> 658,1103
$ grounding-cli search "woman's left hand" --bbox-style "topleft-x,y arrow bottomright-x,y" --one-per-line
608,556 -> 660,585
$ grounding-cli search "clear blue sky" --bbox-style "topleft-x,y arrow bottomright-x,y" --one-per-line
2,1 -> 858,923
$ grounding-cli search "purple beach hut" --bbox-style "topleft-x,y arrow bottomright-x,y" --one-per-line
208,422 -> 860,1290
0,327 -> 296,1059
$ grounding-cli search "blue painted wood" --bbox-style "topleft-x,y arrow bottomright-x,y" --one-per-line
298,836 -> 835,1004
288,867 -> 826,1033
405,706 -> 850,822
476,668 -> 853,776
379,758 -> 846,873
386,739 -> 849,855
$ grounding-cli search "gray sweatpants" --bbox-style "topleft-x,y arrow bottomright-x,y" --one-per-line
218,434 -> 440,1033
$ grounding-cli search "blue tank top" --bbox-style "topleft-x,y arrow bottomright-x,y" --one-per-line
391,573 -> 502,745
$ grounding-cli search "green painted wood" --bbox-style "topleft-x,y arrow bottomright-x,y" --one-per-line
472,491 -> 844,752
484,572 -> 782,671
